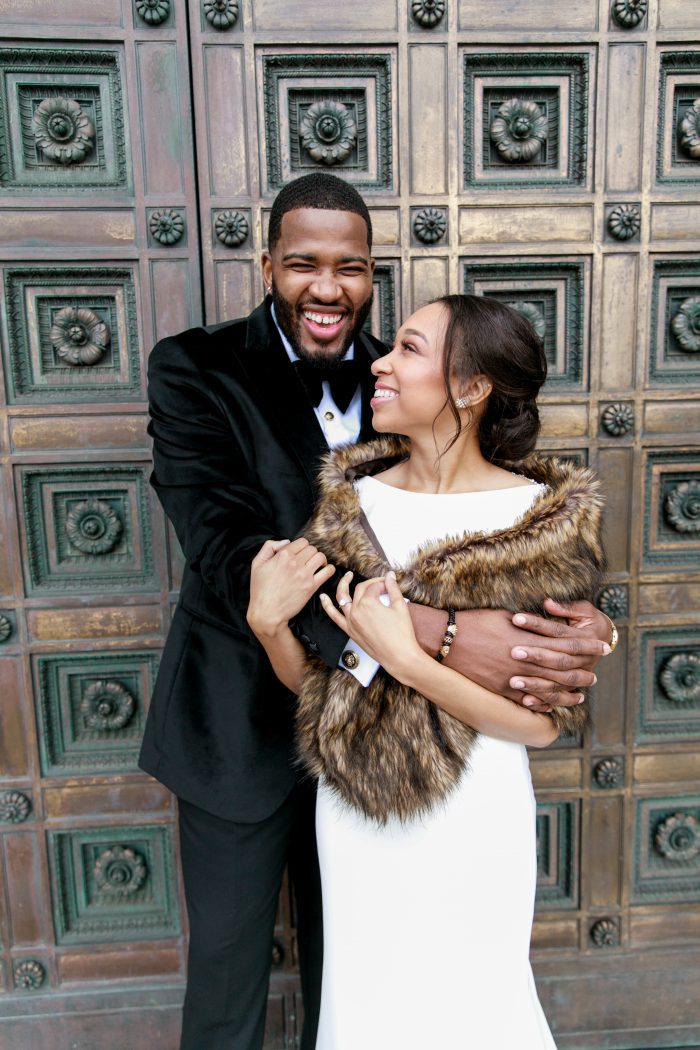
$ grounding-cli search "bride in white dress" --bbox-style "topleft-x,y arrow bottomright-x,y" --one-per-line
247,294 -> 604,1049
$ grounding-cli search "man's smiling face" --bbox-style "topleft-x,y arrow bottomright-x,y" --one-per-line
262,207 -> 375,367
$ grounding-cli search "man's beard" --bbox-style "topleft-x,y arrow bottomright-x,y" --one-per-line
271,282 -> 374,370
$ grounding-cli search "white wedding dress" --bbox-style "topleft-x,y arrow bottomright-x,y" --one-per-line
314,474 -> 557,1050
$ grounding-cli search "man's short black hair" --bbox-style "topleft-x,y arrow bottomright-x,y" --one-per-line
268,173 -> 372,251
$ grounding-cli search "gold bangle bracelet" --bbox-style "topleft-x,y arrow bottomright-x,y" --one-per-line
600,612 -> 619,653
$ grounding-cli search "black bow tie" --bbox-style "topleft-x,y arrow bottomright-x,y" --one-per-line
294,358 -> 360,413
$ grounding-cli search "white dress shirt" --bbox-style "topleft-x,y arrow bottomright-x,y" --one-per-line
272,306 -> 379,686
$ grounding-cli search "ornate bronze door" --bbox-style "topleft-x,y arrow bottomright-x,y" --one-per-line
1,1 -> 699,1047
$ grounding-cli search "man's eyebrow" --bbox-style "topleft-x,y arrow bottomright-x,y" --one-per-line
402,327 -> 428,342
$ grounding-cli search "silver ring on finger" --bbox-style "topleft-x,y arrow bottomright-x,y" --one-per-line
338,597 -> 352,607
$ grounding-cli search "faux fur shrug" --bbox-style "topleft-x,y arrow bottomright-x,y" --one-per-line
296,436 -> 606,823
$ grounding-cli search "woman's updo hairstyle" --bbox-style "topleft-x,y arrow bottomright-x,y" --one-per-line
433,294 -> 548,465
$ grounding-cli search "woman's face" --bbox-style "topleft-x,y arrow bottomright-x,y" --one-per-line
370,302 -> 454,435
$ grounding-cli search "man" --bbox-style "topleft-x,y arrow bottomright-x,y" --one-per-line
139,173 -> 613,1050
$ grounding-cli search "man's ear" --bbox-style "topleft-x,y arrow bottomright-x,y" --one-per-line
261,252 -> 272,292
457,374 -> 492,409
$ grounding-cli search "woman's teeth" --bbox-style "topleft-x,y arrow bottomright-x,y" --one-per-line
373,388 -> 398,400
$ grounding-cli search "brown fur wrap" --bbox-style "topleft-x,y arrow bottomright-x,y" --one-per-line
296,436 -> 606,823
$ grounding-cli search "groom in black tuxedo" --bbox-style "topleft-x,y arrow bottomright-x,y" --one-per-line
139,173 -> 612,1050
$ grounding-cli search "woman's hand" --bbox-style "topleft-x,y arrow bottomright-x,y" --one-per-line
247,538 -> 335,638
320,571 -> 423,681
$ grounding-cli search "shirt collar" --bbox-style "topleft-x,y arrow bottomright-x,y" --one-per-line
271,303 -> 355,364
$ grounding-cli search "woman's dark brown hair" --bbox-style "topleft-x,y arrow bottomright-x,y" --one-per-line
433,294 -> 548,465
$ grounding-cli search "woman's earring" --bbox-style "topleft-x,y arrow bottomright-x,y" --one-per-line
455,397 -> 467,409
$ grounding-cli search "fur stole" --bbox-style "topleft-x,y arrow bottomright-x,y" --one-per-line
296,435 -> 606,823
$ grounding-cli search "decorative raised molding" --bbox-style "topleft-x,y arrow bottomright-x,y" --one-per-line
590,917 -> 620,947
490,98 -> 548,162
510,301 -> 546,341
597,584 -> 628,619
215,210 -> 249,246
593,757 -> 624,789
94,845 -> 148,897
664,480 -> 700,533
300,99 -> 357,166
149,209 -> 185,245
413,207 -> 447,244
65,498 -> 123,555
49,306 -> 110,366
411,0 -> 446,27
611,0 -> 647,27
659,652 -> 700,704
607,203 -> 641,241
601,402 -> 634,436
0,790 -> 32,824
671,296 -> 700,353
80,680 -> 136,731
135,0 -> 170,24
32,97 -> 94,166
535,800 -> 578,909
0,613 -> 13,642
679,99 -> 700,160
654,812 -> 700,861
13,960 -> 46,991
203,0 -> 239,28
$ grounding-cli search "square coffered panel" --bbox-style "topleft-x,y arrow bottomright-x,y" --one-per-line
656,51 -> 700,184
636,629 -> 700,743
462,49 -> 593,189
643,451 -> 700,571
258,50 -> 396,193
648,257 -> 700,387
632,796 -> 700,904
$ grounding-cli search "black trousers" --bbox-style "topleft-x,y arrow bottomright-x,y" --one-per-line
177,782 -> 323,1050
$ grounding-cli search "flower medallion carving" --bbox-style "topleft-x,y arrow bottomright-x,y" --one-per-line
671,296 -> 700,353
654,812 -> 700,862
32,97 -> 95,166
659,652 -> 700,704
413,208 -> 447,244
150,209 -> 185,246
14,960 -> 46,991
607,204 -> 641,241
509,301 -> 546,341
94,845 -> 148,897
0,613 -> 12,643
490,99 -> 548,163
135,0 -> 170,24
50,306 -> 110,366
300,100 -> 357,166
65,498 -> 123,555
664,480 -> 700,533
593,757 -> 624,789
601,402 -> 634,437
215,210 -> 249,247
411,0 -> 446,27
0,791 -> 32,824
679,99 -> 700,160
611,0 -> 647,27
597,584 -> 628,619
203,0 -> 239,28
81,680 -> 136,731
590,917 -> 620,947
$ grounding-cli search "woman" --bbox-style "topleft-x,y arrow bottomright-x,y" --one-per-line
247,295 -> 605,1049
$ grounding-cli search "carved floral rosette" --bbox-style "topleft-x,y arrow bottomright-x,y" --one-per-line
590,917 -> 620,947
80,680 -> 136,731
654,812 -> 700,862
203,0 -> 239,29
215,210 -> 249,247
670,296 -> 700,353
611,0 -> 647,27
413,208 -> 447,244
14,960 -> 46,991
509,301 -> 546,341
65,498 -> 123,555
32,97 -> 95,166
50,306 -> 110,366
490,98 -> 548,163
664,480 -> 700,533
597,584 -> 628,619
659,652 -> 700,704
150,209 -> 185,246
300,100 -> 357,166
93,845 -> 148,897
135,0 -> 170,24
411,0 -> 446,27
0,613 -> 12,643
593,757 -> 624,789
679,99 -> 700,161
0,790 -> 32,824
607,204 -> 641,241
601,402 -> 634,437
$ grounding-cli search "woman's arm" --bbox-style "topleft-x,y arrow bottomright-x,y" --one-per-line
321,573 -> 559,749
247,538 -> 335,693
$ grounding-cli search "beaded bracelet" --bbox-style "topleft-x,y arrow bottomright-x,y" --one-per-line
435,607 -> 458,662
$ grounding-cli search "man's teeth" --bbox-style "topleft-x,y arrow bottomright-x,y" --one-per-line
374,388 -> 398,400
303,311 -> 344,326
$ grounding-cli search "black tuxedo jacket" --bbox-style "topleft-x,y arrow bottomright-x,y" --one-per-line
138,299 -> 386,822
